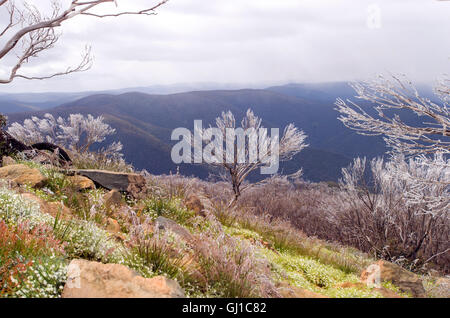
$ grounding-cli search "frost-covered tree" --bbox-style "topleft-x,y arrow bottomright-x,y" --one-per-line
328,156 -> 449,269
8,113 -> 130,171
0,0 -> 168,84
388,153 -> 449,216
189,109 -> 308,205
335,74 -> 450,217
9,113 -> 115,151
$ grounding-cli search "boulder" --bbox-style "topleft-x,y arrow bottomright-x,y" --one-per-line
103,189 -> 123,209
184,194 -> 205,216
106,217 -> 121,233
21,193 -> 73,220
1,156 -> 16,167
0,164 -> 47,188
68,175 -> 95,191
277,282 -> 326,298
62,259 -> 185,298
155,216 -> 195,244
361,260 -> 425,297
75,169 -> 146,199
428,277 -> 450,298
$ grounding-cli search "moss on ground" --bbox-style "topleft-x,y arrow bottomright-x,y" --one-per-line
224,224 -> 408,298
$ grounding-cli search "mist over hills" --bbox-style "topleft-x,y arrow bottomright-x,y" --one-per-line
4,83 -> 394,182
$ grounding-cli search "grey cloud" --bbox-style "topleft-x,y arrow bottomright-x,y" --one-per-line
1,0 -> 449,93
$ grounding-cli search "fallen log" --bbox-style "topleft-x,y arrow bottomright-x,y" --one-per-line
0,130 -> 71,165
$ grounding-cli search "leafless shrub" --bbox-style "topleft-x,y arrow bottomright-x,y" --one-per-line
143,171 -> 200,200
8,113 -> 132,172
334,73 -> 449,273
326,157 -> 449,273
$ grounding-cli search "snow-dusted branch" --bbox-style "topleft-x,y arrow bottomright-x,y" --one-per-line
387,154 -> 449,216
335,74 -> 449,155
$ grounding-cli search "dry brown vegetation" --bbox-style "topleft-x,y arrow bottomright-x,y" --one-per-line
148,173 -> 449,275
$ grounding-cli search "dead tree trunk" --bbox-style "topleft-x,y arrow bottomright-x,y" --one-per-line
0,130 -> 71,165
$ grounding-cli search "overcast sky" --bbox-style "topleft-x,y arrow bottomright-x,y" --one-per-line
1,0 -> 450,93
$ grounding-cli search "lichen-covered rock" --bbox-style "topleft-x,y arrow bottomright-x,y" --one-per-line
62,259 -> 185,298
361,260 -> 425,297
0,164 -> 47,188
427,277 -> 450,298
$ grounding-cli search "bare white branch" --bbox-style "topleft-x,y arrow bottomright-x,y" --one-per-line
0,0 -> 168,84
335,74 -> 449,155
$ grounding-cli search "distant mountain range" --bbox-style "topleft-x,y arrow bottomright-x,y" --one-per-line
0,83 -> 265,113
4,81 -> 433,182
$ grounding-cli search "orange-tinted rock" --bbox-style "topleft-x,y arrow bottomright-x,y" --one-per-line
0,164 -> 47,188
106,217 -> 121,233
103,189 -> 123,208
185,194 -> 205,216
62,259 -> 185,298
361,260 -> 425,297
68,175 -> 95,191
21,192 -> 73,220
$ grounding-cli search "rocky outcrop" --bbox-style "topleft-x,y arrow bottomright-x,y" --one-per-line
62,259 -> 185,298
68,175 -> 95,191
0,164 -> 47,188
155,216 -> 195,244
75,169 -> 146,199
361,260 -> 425,297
